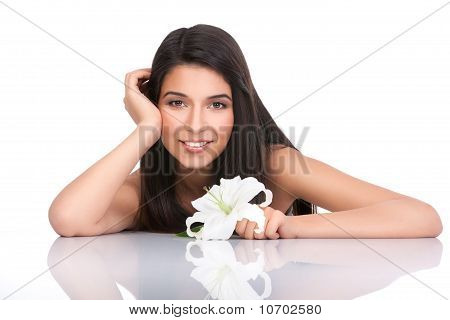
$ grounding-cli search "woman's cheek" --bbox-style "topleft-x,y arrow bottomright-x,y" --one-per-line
211,113 -> 233,154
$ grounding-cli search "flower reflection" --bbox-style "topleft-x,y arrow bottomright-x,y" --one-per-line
46,234 -> 443,300
185,240 -> 272,299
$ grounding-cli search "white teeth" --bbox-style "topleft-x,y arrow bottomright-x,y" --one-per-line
184,141 -> 208,147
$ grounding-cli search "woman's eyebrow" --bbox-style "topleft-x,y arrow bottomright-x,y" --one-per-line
207,94 -> 232,101
162,91 -> 232,101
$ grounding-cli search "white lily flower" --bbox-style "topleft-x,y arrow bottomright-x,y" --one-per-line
185,176 -> 273,240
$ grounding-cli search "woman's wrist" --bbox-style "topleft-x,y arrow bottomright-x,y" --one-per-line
279,216 -> 301,239
135,123 -> 161,154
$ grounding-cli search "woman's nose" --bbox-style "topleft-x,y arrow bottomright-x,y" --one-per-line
186,106 -> 206,131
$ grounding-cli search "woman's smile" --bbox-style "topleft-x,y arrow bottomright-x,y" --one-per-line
179,140 -> 214,153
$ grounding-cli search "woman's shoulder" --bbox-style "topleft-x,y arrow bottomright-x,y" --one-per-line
267,143 -> 301,154
268,143 -> 290,151
264,144 -> 309,195
266,144 -> 303,169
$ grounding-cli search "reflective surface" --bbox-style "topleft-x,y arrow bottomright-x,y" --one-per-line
43,232 -> 443,300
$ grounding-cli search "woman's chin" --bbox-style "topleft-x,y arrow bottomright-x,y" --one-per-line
176,157 -> 215,172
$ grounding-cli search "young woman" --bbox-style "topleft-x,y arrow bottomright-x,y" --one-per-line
48,24 -> 443,239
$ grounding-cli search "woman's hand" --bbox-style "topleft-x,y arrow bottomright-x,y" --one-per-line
235,206 -> 297,240
123,68 -> 162,137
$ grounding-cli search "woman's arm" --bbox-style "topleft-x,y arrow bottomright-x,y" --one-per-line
48,125 -> 159,237
267,147 -> 443,238
286,197 -> 442,238
49,68 -> 161,237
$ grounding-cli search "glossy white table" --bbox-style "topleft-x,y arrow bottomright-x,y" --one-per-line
2,231 -> 445,300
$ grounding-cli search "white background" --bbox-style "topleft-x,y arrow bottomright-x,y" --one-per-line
0,0 -> 449,302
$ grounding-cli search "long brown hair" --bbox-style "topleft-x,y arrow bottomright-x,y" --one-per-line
130,24 -> 317,233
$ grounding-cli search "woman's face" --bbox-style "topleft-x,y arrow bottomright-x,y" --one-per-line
158,64 -> 234,171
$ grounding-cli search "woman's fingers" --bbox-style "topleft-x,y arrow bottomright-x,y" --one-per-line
254,211 -> 268,240
237,207 -> 283,240
244,221 -> 257,240
265,210 -> 282,239
237,208 -> 272,240
126,69 -> 151,87
122,67 -> 161,127
235,218 -> 248,237
124,69 -> 152,94
254,228 -> 267,240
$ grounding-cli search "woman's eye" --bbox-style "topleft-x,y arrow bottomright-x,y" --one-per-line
210,102 -> 227,109
168,100 -> 185,108
167,100 -> 227,109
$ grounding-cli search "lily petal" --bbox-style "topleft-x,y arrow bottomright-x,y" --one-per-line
185,176 -> 273,240
234,203 -> 266,234
258,188 -> 273,208
219,176 -> 243,205
186,211 -> 209,239
191,184 -> 225,214
233,177 -> 273,208
201,212 -> 237,240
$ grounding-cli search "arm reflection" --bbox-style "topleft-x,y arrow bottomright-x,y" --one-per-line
47,233 -> 442,300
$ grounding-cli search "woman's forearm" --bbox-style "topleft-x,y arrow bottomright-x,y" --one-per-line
48,124 -> 159,229
288,198 -> 443,238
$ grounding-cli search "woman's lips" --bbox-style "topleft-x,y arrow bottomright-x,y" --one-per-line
179,140 -> 213,153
